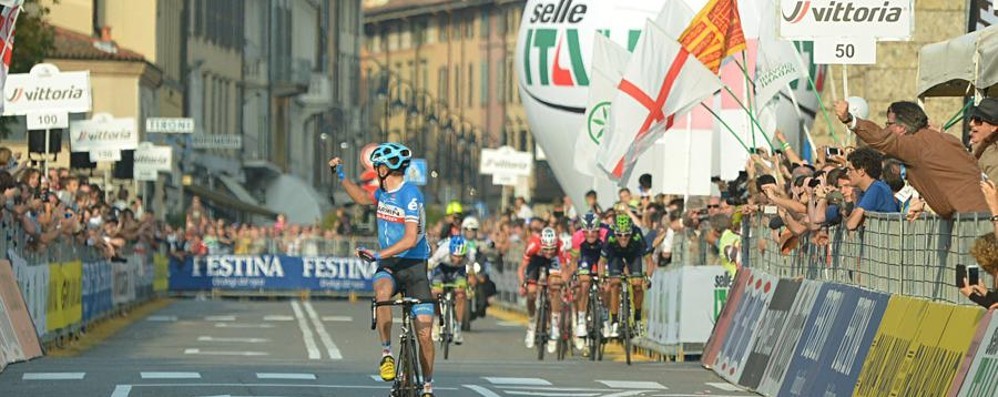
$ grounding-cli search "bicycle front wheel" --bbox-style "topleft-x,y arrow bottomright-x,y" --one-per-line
536,290 -> 549,361
621,287 -> 632,366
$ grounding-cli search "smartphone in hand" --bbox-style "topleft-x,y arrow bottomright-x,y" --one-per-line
968,265 -> 980,287
956,264 -> 967,288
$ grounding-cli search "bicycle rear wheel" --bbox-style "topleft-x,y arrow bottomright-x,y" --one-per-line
408,330 -> 423,397
443,300 -> 453,360
556,306 -> 568,360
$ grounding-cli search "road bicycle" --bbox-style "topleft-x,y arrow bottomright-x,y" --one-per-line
371,296 -> 429,397
436,283 -> 460,360
556,275 -> 577,361
585,273 -> 607,361
610,271 -> 647,366
532,266 -> 551,361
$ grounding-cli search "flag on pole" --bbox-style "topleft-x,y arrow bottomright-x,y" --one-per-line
596,20 -> 723,182
655,0 -> 696,39
677,0 -> 746,74
753,0 -> 808,105
0,1 -> 21,115
573,34 -> 630,177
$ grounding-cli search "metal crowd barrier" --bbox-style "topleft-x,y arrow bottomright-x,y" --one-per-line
740,212 -> 996,305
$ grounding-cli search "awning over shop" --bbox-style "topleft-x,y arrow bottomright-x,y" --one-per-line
918,25 -> 998,98
185,184 -> 278,218
262,174 -> 331,225
217,174 -> 261,206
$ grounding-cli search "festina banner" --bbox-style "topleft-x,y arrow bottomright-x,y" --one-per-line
0,3 -> 19,114
169,255 -> 378,292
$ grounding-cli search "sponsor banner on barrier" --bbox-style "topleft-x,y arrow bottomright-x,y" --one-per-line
0,260 -> 42,365
703,268 -> 751,367
9,250 -> 48,337
169,255 -> 378,291
82,262 -> 112,324
757,279 -> 822,397
153,254 -> 168,292
112,261 -> 136,306
738,279 -> 803,389
47,261 -> 82,333
957,311 -> 998,397
854,295 -> 927,397
889,303 -> 980,397
678,266 -> 732,344
714,272 -> 778,382
778,284 -> 889,397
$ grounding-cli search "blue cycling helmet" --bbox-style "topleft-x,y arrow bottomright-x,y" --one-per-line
580,212 -> 599,231
449,236 -> 468,256
370,142 -> 412,171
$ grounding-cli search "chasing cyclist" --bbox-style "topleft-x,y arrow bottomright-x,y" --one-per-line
328,143 -> 436,397
428,236 -> 471,345
518,226 -> 565,353
569,213 -> 607,349
599,214 -> 649,339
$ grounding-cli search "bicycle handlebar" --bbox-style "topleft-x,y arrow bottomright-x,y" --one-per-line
369,298 -> 436,330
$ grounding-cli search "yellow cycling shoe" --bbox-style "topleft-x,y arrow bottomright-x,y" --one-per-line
379,355 -> 396,381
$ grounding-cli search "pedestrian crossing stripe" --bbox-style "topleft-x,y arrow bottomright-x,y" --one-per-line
484,377 -> 553,386
596,380 -> 667,389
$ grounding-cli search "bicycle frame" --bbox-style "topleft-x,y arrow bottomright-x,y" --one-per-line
372,297 -> 427,396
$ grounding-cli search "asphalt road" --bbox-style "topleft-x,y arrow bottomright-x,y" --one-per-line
0,299 -> 752,397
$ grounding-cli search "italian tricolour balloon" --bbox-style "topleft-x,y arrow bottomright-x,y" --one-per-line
516,0 -> 670,207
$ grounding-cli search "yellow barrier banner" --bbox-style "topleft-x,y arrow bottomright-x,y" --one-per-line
889,302 -> 955,396
854,295 -> 925,397
153,254 -> 168,292
46,261 -> 82,332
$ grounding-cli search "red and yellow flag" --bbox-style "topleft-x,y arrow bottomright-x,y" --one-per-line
677,0 -> 746,74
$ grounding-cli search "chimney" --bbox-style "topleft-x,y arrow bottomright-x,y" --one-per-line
100,26 -> 111,42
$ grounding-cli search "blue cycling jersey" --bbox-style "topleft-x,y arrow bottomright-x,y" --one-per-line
374,182 -> 430,260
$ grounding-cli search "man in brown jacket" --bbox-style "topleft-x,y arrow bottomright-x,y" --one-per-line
834,100 -> 988,218
970,98 -> 998,183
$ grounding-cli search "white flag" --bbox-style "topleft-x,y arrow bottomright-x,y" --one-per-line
754,0 -> 808,105
0,3 -> 19,115
596,19 -> 722,182
654,0 -> 696,39
573,34 -> 630,177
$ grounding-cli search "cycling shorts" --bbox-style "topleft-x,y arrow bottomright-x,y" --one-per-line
430,265 -> 468,290
525,255 -> 561,282
373,258 -> 434,317
605,253 -> 644,277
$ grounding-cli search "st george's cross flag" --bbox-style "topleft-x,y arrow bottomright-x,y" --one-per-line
572,34 -> 630,177
596,20 -> 722,182
0,1 -> 22,114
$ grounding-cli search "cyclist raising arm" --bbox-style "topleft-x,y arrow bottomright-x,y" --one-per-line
329,143 -> 436,397
598,214 -> 648,338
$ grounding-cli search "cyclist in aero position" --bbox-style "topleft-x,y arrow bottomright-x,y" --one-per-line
428,236 -> 471,345
599,214 -> 649,338
570,213 -> 607,349
328,143 -> 436,397
518,227 -> 565,353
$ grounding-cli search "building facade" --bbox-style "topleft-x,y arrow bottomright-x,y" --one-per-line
362,0 -> 561,209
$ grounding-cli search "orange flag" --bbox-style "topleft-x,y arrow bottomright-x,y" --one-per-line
677,0 -> 746,74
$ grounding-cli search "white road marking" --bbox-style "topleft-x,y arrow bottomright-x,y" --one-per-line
255,373 -> 317,380
214,323 -> 275,329
321,315 -> 353,322
597,380 -> 667,390
290,300 -> 322,360
370,375 -> 386,383
464,385 -> 502,397
484,377 -> 552,386
497,321 -> 523,327
146,315 -> 177,322
205,315 -> 236,321
501,387 -> 623,392
183,348 -> 269,357
705,382 -> 743,391
197,336 -> 270,343
302,300 -> 343,360
263,315 -> 294,322
140,372 -> 201,379
110,385 -> 132,397
22,372 -> 86,380
505,391 -> 599,397
119,383 -> 459,391
602,392 -> 652,397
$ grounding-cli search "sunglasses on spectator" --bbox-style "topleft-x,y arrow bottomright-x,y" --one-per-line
617,233 -> 632,237
707,205 -> 720,209
971,116 -> 984,124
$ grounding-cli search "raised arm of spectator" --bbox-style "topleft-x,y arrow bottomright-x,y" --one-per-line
774,130 -> 804,166
328,157 -> 373,206
809,187 -> 830,230
835,101 -> 919,162
779,208 -> 809,236
762,184 -> 807,214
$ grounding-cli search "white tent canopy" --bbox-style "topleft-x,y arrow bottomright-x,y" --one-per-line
917,25 -> 998,98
